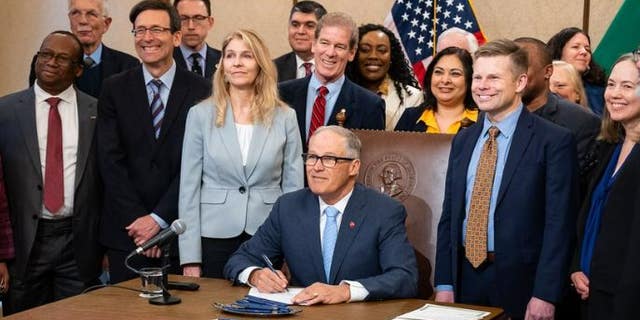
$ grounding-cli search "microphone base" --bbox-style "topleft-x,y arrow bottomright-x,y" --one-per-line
149,295 -> 181,305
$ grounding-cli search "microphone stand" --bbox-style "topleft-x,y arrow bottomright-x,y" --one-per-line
149,243 -> 181,305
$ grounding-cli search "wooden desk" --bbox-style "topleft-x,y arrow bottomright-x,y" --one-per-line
6,276 -> 503,319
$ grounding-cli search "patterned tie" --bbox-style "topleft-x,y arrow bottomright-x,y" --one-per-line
43,97 -> 64,214
302,62 -> 313,77
83,56 -> 96,69
465,126 -> 500,268
322,206 -> 339,282
190,53 -> 203,76
308,86 -> 328,141
150,79 -> 164,139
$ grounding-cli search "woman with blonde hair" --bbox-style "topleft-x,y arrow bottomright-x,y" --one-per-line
550,60 -> 590,110
571,53 -> 640,318
178,29 -> 304,278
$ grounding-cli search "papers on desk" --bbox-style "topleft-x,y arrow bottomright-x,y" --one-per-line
247,287 -> 304,305
393,303 -> 491,320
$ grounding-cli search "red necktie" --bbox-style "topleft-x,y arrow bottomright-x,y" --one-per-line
309,86 -> 328,141
302,62 -> 313,77
43,97 -> 64,214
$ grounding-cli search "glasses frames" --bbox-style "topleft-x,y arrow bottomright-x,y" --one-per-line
301,153 -> 355,168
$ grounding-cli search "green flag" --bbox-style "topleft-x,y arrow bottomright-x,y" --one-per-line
594,0 -> 640,74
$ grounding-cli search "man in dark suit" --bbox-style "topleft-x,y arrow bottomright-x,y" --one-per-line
0,157 -> 15,296
28,0 -> 139,98
224,126 -> 417,304
172,0 -> 220,79
515,37 -> 601,180
434,39 -> 577,319
0,31 -> 103,314
97,0 -> 210,284
279,12 -> 385,146
274,1 -> 326,82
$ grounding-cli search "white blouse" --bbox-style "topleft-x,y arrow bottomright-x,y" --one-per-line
235,123 -> 254,166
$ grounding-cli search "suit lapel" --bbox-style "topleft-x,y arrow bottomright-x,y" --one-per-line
329,184 -> 367,284
130,69 -> 157,145
205,45 -> 220,79
329,79 -> 355,127
173,49 -> 188,70
243,122 -> 269,179
100,45 -> 117,79
15,89 -> 42,176
300,192 -> 325,281
215,104 -> 246,181
496,110 -> 534,206
156,69 -> 189,144
74,90 -> 97,189
293,78 -> 310,142
453,119 -> 483,222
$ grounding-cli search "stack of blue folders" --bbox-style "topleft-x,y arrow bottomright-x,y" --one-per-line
214,295 -> 301,316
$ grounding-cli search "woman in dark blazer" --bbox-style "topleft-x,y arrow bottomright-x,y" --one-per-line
570,54 -> 640,319
178,30 -> 304,278
394,47 -> 477,133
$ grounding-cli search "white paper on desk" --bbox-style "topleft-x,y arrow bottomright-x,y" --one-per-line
393,303 -> 491,320
247,287 -> 304,305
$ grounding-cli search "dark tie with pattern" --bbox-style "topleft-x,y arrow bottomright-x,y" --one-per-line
190,53 -> 203,76
302,62 -> 313,77
44,97 -> 64,214
308,86 -> 328,141
84,56 -> 96,68
150,80 -> 164,139
465,126 -> 500,268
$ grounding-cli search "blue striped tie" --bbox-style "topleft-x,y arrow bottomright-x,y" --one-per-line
322,206 -> 339,282
150,79 -> 164,139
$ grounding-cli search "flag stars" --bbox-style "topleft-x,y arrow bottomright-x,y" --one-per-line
420,23 -> 428,31
454,15 -> 462,24
418,35 -> 425,43
402,13 -> 409,21
408,30 -> 417,38
444,10 -> 451,18
465,20 -> 473,29
411,18 -> 419,27
414,7 -> 422,15
446,0 -> 454,5
457,3 -> 465,11
415,47 -> 423,55
427,40 -> 434,48
426,0 -> 433,7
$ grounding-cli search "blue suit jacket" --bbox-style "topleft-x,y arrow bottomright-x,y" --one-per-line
434,109 -> 578,317
173,44 -> 221,80
224,183 -> 418,300
278,76 -> 385,144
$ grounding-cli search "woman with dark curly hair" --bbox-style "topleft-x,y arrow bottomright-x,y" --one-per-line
347,24 -> 423,130
548,27 -> 607,116
395,47 -> 478,133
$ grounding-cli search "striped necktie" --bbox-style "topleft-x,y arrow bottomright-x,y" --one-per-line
308,86 -> 328,141
150,79 -> 164,139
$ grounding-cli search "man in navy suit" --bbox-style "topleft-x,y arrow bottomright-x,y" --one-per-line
224,126 -> 417,304
97,0 -> 210,283
172,0 -> 221,79
434,39 -> 578,319
278,12 -> 385,146
274,1 -> 326,82
28,0 -> 139,97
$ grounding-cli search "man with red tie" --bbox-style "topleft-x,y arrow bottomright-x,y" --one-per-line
0,31 -> 103,314
278,12 -> 385,148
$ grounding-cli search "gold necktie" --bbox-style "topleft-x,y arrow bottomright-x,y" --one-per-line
465,126 -> 500,268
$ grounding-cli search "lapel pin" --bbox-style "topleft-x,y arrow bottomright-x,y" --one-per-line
336,108 -> 346,127
349,221 -> 355,229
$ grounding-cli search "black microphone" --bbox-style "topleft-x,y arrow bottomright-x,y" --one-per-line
132,219 -> 186,255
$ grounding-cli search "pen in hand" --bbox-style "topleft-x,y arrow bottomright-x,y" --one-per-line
261,254 -> 289,292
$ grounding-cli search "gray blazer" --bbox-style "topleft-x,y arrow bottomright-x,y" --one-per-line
0,87 -> 102,282
178,100 -> 304,265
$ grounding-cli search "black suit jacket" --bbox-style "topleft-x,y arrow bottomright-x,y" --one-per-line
394,105 -> 427,132
97,65 -> 211,251
173,44 -> 221,80
532,93 -> 601,176
278,76 -> 385,144
573,141 -> 640,318
0,88 -> 102,282
274,51 -> 298,83
28,44 -> 139,97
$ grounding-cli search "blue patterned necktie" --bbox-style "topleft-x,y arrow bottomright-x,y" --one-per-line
322,206 -> 339,282
149,79 -> 164,139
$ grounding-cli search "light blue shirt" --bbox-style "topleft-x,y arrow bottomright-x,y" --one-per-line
85,42 -> 103,66
179,44 -> 208,72
437,104 -> 523,293
141,61 -> 177,229
304,74 -> 345,139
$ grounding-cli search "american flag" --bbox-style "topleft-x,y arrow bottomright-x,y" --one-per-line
384,0 -> 487,84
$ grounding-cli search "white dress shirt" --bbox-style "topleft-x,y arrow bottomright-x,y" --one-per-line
235,123 -> 254,166
295,54 -> 314,79
238,189 -> 370,302
34,83 -> 79,219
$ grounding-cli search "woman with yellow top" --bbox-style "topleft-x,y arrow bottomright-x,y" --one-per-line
395,47 -> 478,133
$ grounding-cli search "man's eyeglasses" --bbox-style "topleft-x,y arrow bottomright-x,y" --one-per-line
180,15 -> 209,25
131,26 -> 172,38
36,51 -> 78,67
302,153 -> 355,168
